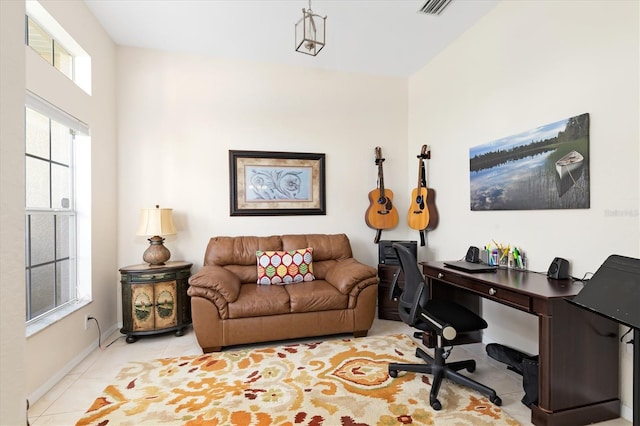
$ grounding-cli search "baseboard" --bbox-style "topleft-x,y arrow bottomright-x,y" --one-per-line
619,403 -> 632,422
28,323 -> 119,405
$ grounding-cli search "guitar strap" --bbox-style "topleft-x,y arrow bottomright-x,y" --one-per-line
418,159 -> 427,247
374,156 -> 383,244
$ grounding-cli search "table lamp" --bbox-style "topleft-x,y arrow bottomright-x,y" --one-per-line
136,205 -> 177,265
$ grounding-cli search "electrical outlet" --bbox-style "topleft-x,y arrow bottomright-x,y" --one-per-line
84,314 -> 91,330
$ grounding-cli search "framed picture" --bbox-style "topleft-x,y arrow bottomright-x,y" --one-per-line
470,113 -> 590,210
229,150 -> 326,216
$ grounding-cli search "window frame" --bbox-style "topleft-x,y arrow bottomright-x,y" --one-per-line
24,92 -> 89,327
25,1 -> 92,95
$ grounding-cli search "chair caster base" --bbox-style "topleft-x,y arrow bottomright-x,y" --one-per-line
389,369 -> 398,378
430,399 -> 442,410
490,395 -> 502,406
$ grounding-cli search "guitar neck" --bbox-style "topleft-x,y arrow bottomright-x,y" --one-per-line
416,144 -> 428,189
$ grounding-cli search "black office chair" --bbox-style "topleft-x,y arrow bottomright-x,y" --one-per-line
388,243 -> 502,410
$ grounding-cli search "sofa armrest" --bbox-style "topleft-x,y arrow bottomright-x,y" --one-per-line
325,258 -> 378,294
187,266 -> 241,318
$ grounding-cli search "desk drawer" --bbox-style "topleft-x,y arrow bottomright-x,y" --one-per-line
425,267 -> 531,312
466,281 -> 531,311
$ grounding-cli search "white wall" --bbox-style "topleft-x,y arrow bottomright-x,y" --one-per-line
0,1 -> 27,424
0,0 -> 118,417
116,48 -> 409,273
409,0 -> 638,416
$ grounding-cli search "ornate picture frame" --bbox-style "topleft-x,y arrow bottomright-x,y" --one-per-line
229,150 -> 326,216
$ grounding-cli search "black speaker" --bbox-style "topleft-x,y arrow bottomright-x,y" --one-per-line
465,246 -> 480,263
378,240 -> 417,265
547,257 -> 570,279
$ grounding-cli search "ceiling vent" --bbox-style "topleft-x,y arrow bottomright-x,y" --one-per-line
418,0 -> 453,15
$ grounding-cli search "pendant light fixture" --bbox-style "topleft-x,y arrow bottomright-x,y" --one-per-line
295,0 -> 326,56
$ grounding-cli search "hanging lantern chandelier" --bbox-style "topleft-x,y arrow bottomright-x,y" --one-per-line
295,0 -> 326,56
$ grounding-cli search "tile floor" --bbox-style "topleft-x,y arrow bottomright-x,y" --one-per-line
29,318 -> 631,425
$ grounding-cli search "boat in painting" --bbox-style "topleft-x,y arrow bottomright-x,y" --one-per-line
555,151 -> 584,180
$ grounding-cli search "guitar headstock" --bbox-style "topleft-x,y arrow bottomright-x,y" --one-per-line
375,146 -> 385,164
418,144 -> 430,159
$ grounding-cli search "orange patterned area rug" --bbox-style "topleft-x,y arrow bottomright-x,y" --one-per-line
76,334 -> 520,425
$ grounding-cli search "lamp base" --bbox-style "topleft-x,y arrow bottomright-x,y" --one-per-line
143,236 -> 171,265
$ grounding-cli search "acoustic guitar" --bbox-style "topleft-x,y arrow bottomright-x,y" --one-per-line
407,145 -> 438,245
365,147 -> 399,243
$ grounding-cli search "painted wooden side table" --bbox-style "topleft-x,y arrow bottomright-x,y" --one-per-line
119,261 -> 192,343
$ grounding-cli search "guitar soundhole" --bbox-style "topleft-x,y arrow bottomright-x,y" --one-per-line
377,197 -> 392,215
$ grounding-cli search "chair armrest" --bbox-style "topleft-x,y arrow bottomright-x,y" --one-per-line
187,265 -> 241,304
420,309 -> 457,341
325,258 -> 377,294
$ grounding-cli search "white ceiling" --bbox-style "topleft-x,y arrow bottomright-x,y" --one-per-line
84,0 -> 498,77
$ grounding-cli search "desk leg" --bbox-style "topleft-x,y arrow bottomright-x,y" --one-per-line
531,299 -> 620,426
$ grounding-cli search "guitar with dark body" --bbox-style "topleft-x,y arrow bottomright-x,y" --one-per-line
365,146 -> 399,243
407,144 -> 438,245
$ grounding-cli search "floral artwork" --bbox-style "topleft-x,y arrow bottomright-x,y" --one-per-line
230,150 -> 326,216
246,166 -> 311,201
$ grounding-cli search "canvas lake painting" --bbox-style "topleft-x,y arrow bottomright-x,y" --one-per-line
470,113 -> 590,211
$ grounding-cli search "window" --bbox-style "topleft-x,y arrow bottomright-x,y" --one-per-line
25,94 -> 89,323
25,1 -> 92,95
26,16 -> 73,80
23,1 -> 93,332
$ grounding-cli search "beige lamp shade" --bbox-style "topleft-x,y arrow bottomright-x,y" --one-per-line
136,206 -> 176,265
136,206 -> 176,236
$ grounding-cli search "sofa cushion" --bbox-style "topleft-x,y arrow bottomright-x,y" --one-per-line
281,234 -> 352,262
223,264 -> 259,285
256,247 -> 315,285
228,284 -> 290,318
204,235 -> 283,267
285,280 -> 348,313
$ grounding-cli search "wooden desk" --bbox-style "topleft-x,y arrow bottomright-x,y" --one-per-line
422,261 -> 620,426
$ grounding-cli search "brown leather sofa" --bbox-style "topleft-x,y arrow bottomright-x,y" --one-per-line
187,234 -> 378,352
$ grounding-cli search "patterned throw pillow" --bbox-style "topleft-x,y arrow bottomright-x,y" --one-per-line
256,247 -> 315,285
